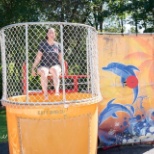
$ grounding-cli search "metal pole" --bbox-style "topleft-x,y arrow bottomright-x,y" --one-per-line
25,24 -> 29,103
60,24 -> 66,104
1,30 -> 7,100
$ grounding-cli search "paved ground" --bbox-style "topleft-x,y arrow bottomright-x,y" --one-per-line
98,144 -> 154,154
0,143 -> 9,154
1,142 -> 154,154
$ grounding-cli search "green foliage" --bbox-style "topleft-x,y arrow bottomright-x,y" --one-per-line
0,0 -> 154,32
0,0 -> 41,28
0,108 -> 8,143
0,65 -> 2,101
144,27 -> 154,33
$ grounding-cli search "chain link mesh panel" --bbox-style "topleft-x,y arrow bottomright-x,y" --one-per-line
0,22 -> 101,106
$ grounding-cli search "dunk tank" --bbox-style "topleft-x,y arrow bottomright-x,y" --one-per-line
0,22 -> 101,154
98,33 -> 154,147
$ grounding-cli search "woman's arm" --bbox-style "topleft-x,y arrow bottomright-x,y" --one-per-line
32,51 -> 43,76
58,52 -> 62,65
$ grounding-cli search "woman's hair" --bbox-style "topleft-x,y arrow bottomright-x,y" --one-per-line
45,27 -> 56,40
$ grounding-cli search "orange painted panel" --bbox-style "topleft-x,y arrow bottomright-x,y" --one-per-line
98,34 -> 154,147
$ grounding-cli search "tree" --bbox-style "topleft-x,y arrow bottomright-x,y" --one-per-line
38,0 -> 92,23
125,0 -> 154,33
0,0 -> 41,28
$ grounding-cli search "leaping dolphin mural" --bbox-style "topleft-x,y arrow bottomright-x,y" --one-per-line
102,62 -> 139,103
99,99 -> 134,126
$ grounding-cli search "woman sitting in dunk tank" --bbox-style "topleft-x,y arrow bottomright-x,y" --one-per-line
32,28 -> 63,100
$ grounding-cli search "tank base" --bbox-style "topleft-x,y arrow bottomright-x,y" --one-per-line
5,93 -> 98,154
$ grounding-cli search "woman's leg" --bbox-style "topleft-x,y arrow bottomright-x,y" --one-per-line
37,67 -> 49,99
50,65 -> 61,95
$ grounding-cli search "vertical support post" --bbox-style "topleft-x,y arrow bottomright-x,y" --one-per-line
22,62 -> 27,95
88,28 -> 94,96
95,31 -> 101,97
86,30 -> 90,93
1,30 -> 7,100
60,24 -> 66,103
25,24 -> 29,103
91,29 -> 96,96
73,76 -> 78,92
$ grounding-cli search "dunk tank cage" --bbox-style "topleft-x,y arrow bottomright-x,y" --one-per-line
0,22 -> 101,154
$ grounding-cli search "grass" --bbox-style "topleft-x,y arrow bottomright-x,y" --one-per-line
0,107 -> 8,143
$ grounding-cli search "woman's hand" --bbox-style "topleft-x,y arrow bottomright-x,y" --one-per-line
31,51 -> 42,76
32,68 -> 37,77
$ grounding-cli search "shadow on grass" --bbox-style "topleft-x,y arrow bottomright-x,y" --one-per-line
0,142 -> 9,154
0,107 -> 8,143
0,107 -> 9,154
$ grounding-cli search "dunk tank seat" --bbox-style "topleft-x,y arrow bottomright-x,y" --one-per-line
22,60 -> 87,94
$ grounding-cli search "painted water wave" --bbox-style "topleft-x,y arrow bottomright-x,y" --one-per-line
98,98 -> 154,146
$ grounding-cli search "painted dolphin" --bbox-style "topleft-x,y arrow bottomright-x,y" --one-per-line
102,62 -> 139,103
98,99 -> 134,126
